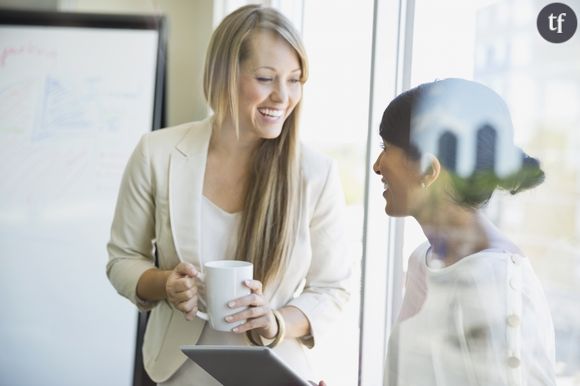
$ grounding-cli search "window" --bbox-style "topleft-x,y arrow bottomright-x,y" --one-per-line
295,1 -> 375,385
407,0 -> 580,382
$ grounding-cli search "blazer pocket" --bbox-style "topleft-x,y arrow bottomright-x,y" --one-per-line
143,301 -> 174,364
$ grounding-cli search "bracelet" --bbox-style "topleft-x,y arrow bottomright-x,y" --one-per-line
245,329 -> 262,346
268,309 -> 286,348
245,309 -> 286,349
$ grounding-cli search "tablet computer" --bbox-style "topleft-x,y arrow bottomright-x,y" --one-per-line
180,345 -> 312,386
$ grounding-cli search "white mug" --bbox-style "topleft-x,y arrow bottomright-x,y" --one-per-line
196,260 -> 253,332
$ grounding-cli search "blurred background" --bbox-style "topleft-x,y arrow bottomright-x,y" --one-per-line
0,0 -> 579,385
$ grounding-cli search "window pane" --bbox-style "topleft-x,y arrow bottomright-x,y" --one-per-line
299,0 -> 374,385
404,0 -> 580,383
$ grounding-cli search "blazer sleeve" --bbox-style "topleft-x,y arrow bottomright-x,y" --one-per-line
106,134 -> 158,311
288,160 -> 353,348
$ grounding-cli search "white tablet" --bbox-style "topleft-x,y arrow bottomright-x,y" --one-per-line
180,345 -> 312,386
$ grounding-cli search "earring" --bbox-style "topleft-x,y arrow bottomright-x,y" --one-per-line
421,182 -> 426,189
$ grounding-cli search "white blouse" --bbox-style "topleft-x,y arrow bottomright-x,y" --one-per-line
196,195 -> 245,348
385,242 -> 556,386
199,195 -> 241,267
163,197 -> 244,385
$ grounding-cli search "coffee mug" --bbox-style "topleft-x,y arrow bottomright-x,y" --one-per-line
196,260 -> 253,332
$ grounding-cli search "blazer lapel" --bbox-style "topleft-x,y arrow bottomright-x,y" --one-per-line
168,117 -> 212,268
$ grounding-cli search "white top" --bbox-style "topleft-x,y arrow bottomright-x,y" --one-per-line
199,195 -> 240,267
385,242 -> 556,386
167,197 -> 243,385
163,197 -> 313,386
197,195 -> 244,346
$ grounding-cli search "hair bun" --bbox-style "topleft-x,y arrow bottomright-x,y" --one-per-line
501,150 -> 545,195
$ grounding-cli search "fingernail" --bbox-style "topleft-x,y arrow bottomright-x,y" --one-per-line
232,327 -> 239,332
225,316 -> 233,322
228,301 -> 235,307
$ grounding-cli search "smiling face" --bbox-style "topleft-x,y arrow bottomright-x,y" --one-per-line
373,140 -> 425,217
236,30 -> 303,141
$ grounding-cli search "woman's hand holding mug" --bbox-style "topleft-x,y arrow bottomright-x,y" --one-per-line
225,279 -> 278,338
165,262 -> 200,321
165,260 -> 278,339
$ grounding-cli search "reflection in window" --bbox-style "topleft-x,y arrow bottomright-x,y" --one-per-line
475,124 -> 497,171
409,0 -> 580,382
438,131 -> 458,171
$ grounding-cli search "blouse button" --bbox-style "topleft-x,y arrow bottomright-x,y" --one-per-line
507,314 -> 520,327
510,255 -> 520,265
507,356 -> 521,368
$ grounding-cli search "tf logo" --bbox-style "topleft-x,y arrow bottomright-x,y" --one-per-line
537,2 -> 577,43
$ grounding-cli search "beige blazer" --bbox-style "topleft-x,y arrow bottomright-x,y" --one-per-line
107,117 -> 352,382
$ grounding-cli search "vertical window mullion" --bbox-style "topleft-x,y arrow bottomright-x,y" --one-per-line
359,0 -> 415,384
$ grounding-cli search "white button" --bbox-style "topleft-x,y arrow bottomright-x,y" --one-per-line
507,356 -> 521,368
509,278 -> 521,291
510,255 -> 520,265
507,314 -> 520,327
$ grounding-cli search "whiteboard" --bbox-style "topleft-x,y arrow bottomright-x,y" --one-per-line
0,11 -> 165,386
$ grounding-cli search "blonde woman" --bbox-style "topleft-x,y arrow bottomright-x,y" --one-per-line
107,5 -> 351,385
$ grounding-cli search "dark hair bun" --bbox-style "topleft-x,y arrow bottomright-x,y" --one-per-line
499,152 -> 545,195
448,150 -> 545,208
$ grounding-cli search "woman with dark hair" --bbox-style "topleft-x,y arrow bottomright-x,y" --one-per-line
373,78 -> 556,385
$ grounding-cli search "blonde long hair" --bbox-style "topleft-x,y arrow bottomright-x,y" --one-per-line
203,5 -> 308,286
